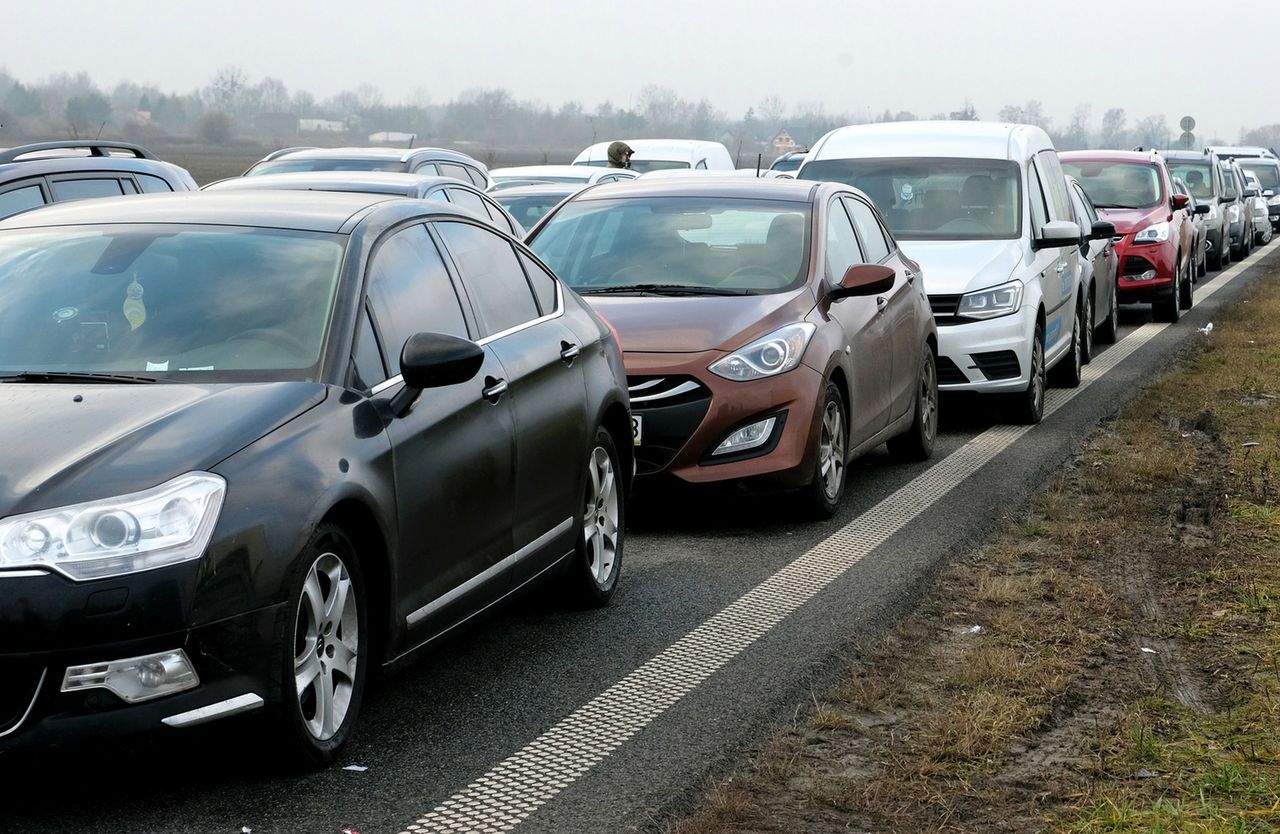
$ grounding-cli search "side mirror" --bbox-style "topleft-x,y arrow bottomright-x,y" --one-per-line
1194,203 -> 1211,215
1220,195 -> 1234,204
1090,220 -> 1117,240
1245,188 -> 1260,199
1265,189 -> 1276,198
1033,220 -> 1082,250
389,332 -> 485,417
1171,193 -> 1190,211
829,264 -> 896,300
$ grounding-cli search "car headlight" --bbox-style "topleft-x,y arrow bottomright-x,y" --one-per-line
0,473 -> 225,581
1269,195 -> 1280,206
956,280 -> 1024,320
1206,204 -> 1220,220
1133,221 -> 1170,244
1228,205 -> 1241,223
709,322 -> 816,381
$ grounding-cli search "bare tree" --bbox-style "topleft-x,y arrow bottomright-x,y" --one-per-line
1100,108 -> 1128,149
758,95 -> 786,128
1132,114 -> 1169,150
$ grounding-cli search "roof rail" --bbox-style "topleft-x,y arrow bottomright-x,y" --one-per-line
259,146 -> 317,162
0,140 -> 158,164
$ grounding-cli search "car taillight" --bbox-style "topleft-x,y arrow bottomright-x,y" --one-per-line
598,313 -> 622,352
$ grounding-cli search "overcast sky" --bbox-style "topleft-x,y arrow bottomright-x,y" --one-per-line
3,0 -> 1276,141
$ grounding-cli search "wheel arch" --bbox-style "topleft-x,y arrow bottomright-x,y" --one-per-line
600,400 -> 634,501
321,499 -> 392,664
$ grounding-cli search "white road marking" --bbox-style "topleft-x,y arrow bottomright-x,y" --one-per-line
399,246 -> 1275,834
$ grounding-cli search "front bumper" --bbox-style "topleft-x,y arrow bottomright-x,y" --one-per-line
1113,236 -> 1176,302
624,350 -> 825,487
925,300 -> 1036,393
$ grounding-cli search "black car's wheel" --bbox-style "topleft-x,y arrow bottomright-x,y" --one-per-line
887,345 -> 938,462
802,382 -> 848,517
1008,324 -> 1046,425
1079,286 -> 1094,365
278,523 -> 367,767
1096,280 -> 1119,345
563,427 -> 624,607
1050,302 -> 1083,388
1197,244 -> 1207,278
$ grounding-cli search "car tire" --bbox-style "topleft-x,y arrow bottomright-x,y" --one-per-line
1179,259 -> 1194,311
277,523 -> 368,768
563,427 -> 624,607
1050,303 -> 1083,389
1197,248 -> 1207,279
1154,283 -> 1180,323
1096,281 -> 1119,345
1079,286 -> 1094,365
801,382 -> 848,518
1008,323 -> 1046,425
887,345 -> 938,462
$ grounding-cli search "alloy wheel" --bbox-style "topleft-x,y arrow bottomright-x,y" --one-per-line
293,551 -> 359,742
582,445 -> 620,588
818,399 -> 846,501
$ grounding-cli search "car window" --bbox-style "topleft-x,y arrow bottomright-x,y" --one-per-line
843,197 -> 892,263
414,162 -> 440,176
464,167 -> 488,188
447,187 -> 489,217
517,251 -> 558,316
1036,152 -> 1073,221
352,304 -> 388,389
365,224 -> 470,368
427,189 -> 450,203
49,178 -> 126,201
1027,160 -> 1050,230
436,220 -> 540,336
136,174 -> 174,193
0,184 -> 47,219
438,163 -> 472,183
1167,161 -> 1214,199
1220,166 -> 1239,199
482,196 -> 521,237
1071,183 -> 1100,224
826,199 -> 865,278
695,160 -> 707,170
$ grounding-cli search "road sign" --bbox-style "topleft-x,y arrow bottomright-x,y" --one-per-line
1180,131 -> 1196,149
1180,115 -> 1196,132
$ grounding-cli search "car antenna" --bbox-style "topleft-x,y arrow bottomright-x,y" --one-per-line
756,153 -> 762,178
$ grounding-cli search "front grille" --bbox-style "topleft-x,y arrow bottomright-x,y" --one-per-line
627,376 -> 712,474
0,659 -> 45,736
936,355 -> 968,385
928,293 -> 962,323
971,350 -> 1021,381
1122,255 -> 1158,277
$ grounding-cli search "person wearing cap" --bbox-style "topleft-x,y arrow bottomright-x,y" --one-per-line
607,141 -> 634,169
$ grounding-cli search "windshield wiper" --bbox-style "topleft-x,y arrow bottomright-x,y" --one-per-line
1092,203 -> 1138,209
0,370 -> 159,384
577,283 -> 750,296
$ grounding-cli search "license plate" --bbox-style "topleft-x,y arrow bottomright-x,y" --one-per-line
631,414 -> 642,446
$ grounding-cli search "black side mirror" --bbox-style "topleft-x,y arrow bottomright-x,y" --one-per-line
1090,220 -> 1117,240
1245,188 -> 1260,199
389,332 -> 485,417
829,264 -> 895,300
1194,203 -> 1211,215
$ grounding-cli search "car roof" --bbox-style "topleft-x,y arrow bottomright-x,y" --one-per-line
1159,149 -> 1217,161
0,141 -> 195,187
256,146 -> 483,166
1060,150 -> 1162,165
806,121 -> 1053,162
203,171 -> 461,197
0,190 -> 436,233
568,176 -> 820,202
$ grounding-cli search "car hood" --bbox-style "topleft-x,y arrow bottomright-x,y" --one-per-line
0,382 -> 327,516
898,239 -> 1025,295
1097,207 -> 1164,235
586,289 -> 812,353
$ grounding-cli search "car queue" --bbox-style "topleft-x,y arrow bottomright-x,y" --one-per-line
0,122 -> 1271,763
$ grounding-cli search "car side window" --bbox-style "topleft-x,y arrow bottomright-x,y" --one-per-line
352,304 -> 388,389
439,162 -> 471,183
695,160 -> 708,170
517,251 -> 559,315
1036,151 -> 1073,222
482,196 -> 521,237
844,197 -> 892,263
436,220 -> 540,336
447,187 -> 489,217
464,167 -> 488,188
136,174 -> 174,193
427,189 -> 450,203
1073,184 -> 1099,224
49,178 -> 126,201
825,199 -> 866,279
365,224 -> 470,370
1027,161 -> 1050,230
1221,166 -> 1238,199
0,183 -> 47,219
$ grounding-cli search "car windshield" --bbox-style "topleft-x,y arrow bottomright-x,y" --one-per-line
798,157 -> 1021,241
1166,162 -> 1214,199
529,197 -> 810,294
249,159 -> 402,175
494,194 -> 574,231
0,226 -> 344,381
1061,161 -> 1162,209
771,155 -> 805,173
1239,161 -> 1280,189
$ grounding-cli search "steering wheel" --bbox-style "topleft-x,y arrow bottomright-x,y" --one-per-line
723,265 -> 781,285
227,328 -> 308,355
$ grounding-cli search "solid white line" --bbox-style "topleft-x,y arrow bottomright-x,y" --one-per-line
399,243 -> 1276,834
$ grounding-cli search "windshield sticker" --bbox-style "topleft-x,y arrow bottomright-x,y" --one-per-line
146,361 -> 169,372
900,183 -> 915,203
123,276 -> 147,330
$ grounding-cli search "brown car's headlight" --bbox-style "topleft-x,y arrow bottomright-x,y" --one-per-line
708,323 -> 816,382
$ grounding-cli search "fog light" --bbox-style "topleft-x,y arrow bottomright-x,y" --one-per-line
1136,269 -> 1157,281
712,417 -> 777,456
62,649 -> 199,703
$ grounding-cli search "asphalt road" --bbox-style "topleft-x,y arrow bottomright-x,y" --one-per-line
3,243 -> 1276,834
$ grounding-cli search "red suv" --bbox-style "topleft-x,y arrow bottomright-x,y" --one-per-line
1060,150 -> 1194,322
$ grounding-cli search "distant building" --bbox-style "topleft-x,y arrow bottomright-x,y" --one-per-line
771,129 -> 800,154
299,118 -> 346,133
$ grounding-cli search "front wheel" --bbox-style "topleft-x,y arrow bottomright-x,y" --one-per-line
1007,324 -> 1045,425
278,524 -> 367,767
801,382 -> 848,517
563,428 -> 624,607
1154,262 -> 1182,323
1096,280 -> 1119,345
1179,259 -> 1194,310
1079,287 -> 1095,365
887,345 -> 938,462
1050,302 -> 1083,389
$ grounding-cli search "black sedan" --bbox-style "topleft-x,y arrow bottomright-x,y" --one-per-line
0,191 -> 631,764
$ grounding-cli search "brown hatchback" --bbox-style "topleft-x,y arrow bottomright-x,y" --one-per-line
528,178 -> 938,515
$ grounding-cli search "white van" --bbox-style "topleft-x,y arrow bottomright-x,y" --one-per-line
799,121 -> 1086,424
572,140 -> 734,174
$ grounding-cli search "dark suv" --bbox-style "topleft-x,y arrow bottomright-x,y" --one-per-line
0,141 -> 197,221
243,146 -> 491,189
1162,149 -> 1231,270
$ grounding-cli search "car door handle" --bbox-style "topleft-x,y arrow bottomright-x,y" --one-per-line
1055,262 -> 1067,274
482,376 -> 508,403
904,270 -> 917,284
876,297 -> 888,312
560,340 -> 580,363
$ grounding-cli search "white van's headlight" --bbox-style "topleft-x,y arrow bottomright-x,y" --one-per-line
956,280 -> 1023,320
709,323 -> 816,381
0,473 -> 225,581
1134,222 -> 1170,244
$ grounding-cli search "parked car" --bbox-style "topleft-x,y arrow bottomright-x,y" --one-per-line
1171,177 -> 1210,278
0,140 -> 197,221
1065,175 -> 1120,357
1236,156 -> 1280,231
488,165 -> 638,190
1207,145 -> 1278,162
1061,150 -> 1194,322
1163,149 -> 1231,270
770,151 -> 808,173
1244,172 -> 1273,245
0,191 -> 631,763
799,121 -> 1088,424
490,182 -> 587,235
526,178 -> 939,516
243,147 -> 491,189
202,171 -> 524,237
1221,159 -> 1257,259
572,140 -> 735,173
